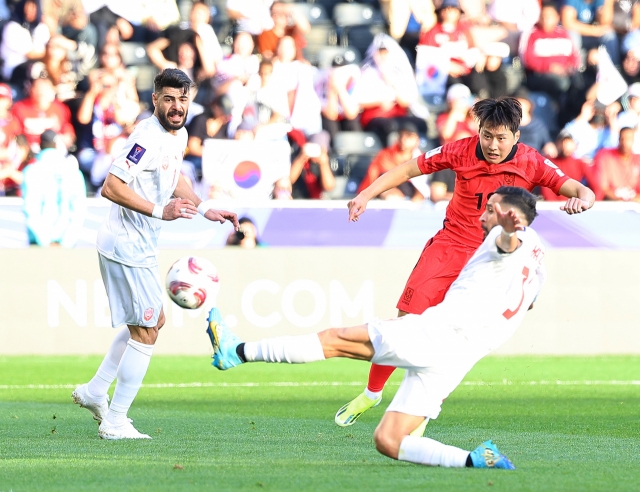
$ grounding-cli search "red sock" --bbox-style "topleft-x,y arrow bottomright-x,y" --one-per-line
366,364 -> 396,393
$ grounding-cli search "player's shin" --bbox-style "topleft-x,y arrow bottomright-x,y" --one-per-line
398,436 -> 470,468
105,339 -> 154,425
87,326 -> 131,398
242,334 -> 326,363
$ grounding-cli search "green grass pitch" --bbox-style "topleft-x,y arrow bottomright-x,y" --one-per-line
1,355 -> 639,491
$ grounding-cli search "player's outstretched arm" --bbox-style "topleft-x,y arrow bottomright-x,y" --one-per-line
173,175 -> 240,229
494,202 -> 525,253
102,173 -> 196,220
348,158 -> 422,221
558,179 -> 595,215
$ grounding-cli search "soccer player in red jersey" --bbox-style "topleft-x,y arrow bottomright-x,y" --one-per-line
334,97 -> 596,429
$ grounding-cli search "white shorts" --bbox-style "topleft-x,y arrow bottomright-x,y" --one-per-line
98,253 -> 163,328
368,311 -> 482,420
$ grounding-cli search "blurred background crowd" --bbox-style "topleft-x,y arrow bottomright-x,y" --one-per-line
1,0 -> 640,213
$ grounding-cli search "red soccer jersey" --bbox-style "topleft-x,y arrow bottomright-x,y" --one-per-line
417,135 -> 570,248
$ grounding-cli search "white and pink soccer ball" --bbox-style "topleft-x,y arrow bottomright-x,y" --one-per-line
166,256 -> 220,309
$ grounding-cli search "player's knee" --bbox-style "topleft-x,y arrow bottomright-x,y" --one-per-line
317,328 -> 341,349
373,426 -> 401,459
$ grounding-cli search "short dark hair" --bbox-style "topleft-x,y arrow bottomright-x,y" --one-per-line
541,1 -> 558,12
153,68 -> 195,96
492,186 -> 538,225
472,97 -> 523,135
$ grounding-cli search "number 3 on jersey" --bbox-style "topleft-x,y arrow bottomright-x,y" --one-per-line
503,266 -> 530,320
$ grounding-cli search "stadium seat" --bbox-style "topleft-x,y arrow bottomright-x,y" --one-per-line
315,45 -> 361,69
119,42 -> 150,66
289,3 -> 330,25
529,91 -> 559,137
303,24 -> 338,64
332,131 -> 383,198
333,3 -> 384,27
341,24 -> 387,58
308,0 -> 347,18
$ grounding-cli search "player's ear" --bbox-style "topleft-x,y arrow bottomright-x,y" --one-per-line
514,130 -> 520,142
151,92 -> 157,108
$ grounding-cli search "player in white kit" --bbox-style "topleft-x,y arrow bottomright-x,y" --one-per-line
72,69 -> 239,440
208,186 -> 547,469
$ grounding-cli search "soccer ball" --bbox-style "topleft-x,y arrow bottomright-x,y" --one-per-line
166,256 -> 220,309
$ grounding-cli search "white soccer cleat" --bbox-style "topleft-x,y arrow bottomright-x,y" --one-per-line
98,419 -> 152,440
72,384 -> 109,423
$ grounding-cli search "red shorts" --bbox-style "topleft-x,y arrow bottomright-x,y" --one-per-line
396,232 -> 477,314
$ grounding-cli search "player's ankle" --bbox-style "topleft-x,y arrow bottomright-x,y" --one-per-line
364,388 -> 382,400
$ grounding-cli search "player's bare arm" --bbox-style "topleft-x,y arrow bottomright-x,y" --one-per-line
558,179 -> 595,215
348,158 -> 422,221
173,174 -> 240,229
102,173 -> 196,220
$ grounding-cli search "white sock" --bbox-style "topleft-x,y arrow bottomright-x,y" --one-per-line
105,339 -> 154,426
364,388 -> 382,400
243,334 -> 325,363
87,326 -> 130,398
398,436 -> 469,468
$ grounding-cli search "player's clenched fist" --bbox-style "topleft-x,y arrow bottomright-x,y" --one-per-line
560,197 -> 591,215
348,195 -> 368,222
164,198 -> 198,220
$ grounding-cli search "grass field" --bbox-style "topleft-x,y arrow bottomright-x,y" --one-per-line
1,355 -> 640,491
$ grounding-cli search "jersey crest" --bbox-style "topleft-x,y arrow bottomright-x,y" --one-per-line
504,173 -> 515,185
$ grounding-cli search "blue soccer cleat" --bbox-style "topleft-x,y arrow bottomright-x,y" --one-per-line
469,440 -> 516,470
206,307 -> 244,370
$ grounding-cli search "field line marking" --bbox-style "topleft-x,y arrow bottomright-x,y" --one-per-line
1,380 -> 640,390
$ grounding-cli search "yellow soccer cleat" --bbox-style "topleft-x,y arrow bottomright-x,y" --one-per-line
335,392 -> 382,427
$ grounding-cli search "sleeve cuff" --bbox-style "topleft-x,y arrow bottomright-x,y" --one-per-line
109,165 -> 134,184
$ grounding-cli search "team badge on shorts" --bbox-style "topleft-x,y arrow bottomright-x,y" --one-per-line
126,144 -> 147,164
143,308 -> 154,322
402,287 -> 414,304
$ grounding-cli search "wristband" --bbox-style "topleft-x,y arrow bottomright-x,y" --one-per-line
197,202 -> 209,216
152,204 -> 163,219
501,229 -> 516,238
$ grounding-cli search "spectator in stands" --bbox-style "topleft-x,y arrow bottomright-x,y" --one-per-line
214,32 -> 261,132
621,47 -> 640,84
0,0 -> 50,84
595,126 -> 640,201
11,75 -> 75,153
227,0 -> 274,36
419,0 -> 508,99
272,36 -> 326,143
315,55 -> 362,144
521,2 -> 581,104
226,217 -> 263,248
435,83 -> 478,144
622,2 -> 640,58
512,87 -> 557,157
76,69 -> 140,188
45,0 -> 98,48
540,129 -> 601,200
290,132 -> 335,199
429,168 -> 456,203
561,0 -> 619,66
257,1 -> 309,61
618,83 -> 640,152
564,99 -> 620,162
22,130 -> 86,247
185,94 -> 233,178
385,0 -> 436,66
353,34 -> 426,147
91,43 -> 139,103
272,176 -> 292,200
357,121 -> 424,201
0,84 -> 22,196
146,2 -> 217,85
486,0 -> 540,55
241,59 -> 291,142
42,36 -> 80,102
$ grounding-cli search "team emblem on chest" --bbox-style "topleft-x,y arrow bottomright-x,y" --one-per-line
162,155 -> 170,171
504,173 -> 515,186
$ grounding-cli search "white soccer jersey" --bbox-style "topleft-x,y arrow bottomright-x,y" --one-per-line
429,225 -> 547,353
96,115 -> 188,267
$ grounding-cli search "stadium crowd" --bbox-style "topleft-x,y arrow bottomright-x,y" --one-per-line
1,0 -> 640,213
